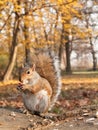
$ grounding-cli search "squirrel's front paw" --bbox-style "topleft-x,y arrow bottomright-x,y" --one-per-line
17,83 -> 23,91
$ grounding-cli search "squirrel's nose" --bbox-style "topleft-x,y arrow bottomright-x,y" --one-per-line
19,81 -> 23,86
19,77 -> 23,83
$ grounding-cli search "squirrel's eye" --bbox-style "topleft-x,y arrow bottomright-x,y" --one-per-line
26,70 -> 30,74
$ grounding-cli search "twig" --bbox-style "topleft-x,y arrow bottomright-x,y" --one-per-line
0,12 -> 13,32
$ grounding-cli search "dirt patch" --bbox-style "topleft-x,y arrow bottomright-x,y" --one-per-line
0,108 -> 98,130
0,108 -> 30,130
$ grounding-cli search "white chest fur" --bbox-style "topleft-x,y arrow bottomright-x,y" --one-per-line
22,90 -> 49,113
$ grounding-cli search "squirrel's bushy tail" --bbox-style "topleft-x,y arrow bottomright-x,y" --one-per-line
48,51 -> 62,110
31,50 -> 62,110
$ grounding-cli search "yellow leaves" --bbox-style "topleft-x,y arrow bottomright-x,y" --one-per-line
76,30 -> 87,39
13,4 -> 22,13
0,0 -> 8,9
0,0 -> 8,5
0,80 -> 19,87
23,15 -> 33,27
64,24 -> 71,30
77,27 -> 92,39
24,19 -> 30,27
58,0 -> 63,4
0,0 -> 22,14
86,28 -> 92,33
14,5 -> 21,12
0,0 -> 3,5
0,13 -> 2,18
58,0 -> 82,37
32,42 -> 47,49
62,77 -> 98,85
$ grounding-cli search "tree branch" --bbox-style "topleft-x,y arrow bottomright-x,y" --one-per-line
0,12 -> 13,32
32,0 -> 76,12
12,0 -> 76,19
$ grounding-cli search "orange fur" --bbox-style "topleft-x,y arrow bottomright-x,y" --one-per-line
19,53 -> 61,113
30,78 -> 52,96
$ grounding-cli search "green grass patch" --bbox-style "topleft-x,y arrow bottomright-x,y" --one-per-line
62,70 -> 98,79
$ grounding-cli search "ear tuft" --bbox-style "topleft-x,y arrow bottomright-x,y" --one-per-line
32,64 -> 36,71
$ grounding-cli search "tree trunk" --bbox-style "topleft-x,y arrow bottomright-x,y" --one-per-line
89,38 -> 97,71
65,41 -> 71,73
3,45 -> 18,81
3,14 -> 19,82
25,47 -> 31,63
24,1 -> 31,64
59,44 -> 63,63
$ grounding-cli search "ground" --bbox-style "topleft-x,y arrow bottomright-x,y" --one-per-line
1,73 -> 98,130
1,108 -> 98,130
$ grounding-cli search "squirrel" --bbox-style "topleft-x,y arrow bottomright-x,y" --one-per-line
17,51 -> 61,116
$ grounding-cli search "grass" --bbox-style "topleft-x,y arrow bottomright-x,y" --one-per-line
0,70 -> 98,86
62,70 -> 98,80
73,70 -> 98,75
61,71 -> 98,91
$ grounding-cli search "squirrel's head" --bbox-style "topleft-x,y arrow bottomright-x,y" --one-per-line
20,64 -> 39,86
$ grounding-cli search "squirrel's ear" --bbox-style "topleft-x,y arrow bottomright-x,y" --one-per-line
21,64 -> 24,68
32,64 -> 36,71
